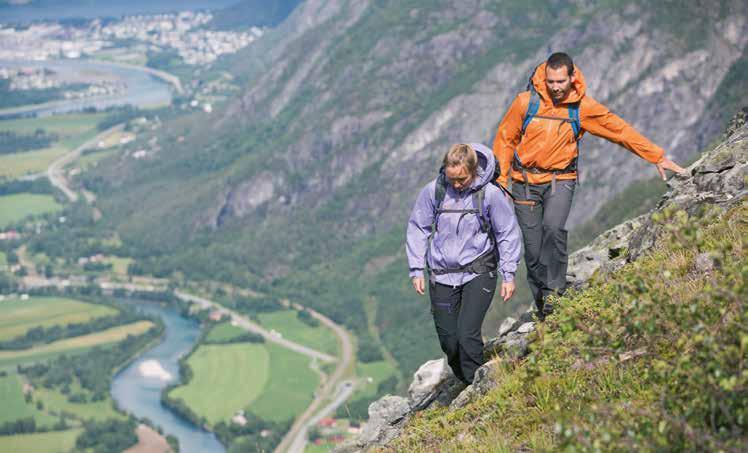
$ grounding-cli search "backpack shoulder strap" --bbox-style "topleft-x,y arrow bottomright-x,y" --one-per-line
434,171 -> 447,211
472,187 -> 492,236
426,174 -> 449,276
568,101 -> 581,139
521,86 -> 541,136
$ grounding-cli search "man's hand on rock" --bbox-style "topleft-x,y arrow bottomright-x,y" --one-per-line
656,157 -> 687,181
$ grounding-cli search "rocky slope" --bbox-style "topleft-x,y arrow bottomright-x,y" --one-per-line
338,112 -> 747,451
86,0 -> 748,376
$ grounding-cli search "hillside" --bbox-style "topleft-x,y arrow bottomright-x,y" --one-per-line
338,112 -> 747,452
82,0 -> 748,377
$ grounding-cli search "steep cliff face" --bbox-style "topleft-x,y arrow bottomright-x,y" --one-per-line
213,0 -> 747,229
98,0 -> 747,253
339,113 -> 747,452
89,0 -> 748,375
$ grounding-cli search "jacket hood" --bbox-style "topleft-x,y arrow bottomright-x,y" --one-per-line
531,61 -> 587,105
468,143 -> 495,190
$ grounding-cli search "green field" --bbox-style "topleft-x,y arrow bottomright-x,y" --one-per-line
204,322 -> 247,343
0,113 -> 107,135
0,193 -> 63,227
0,373 -> 36,424
0,146 -> 68,179
34,382 -> 123,421
0,321 -> 154,367
354,360 -> 397,400
0,297 -> 118,342
246,343 -> 320,422
0,112 -> 106,179
77,149 -> 114,170
0,373 -> 60,427
257,310 -> 339,356
0,373 -> 119,426
108,256 -> 132,275
0,429 -> 82,453
169,343 -> 270,425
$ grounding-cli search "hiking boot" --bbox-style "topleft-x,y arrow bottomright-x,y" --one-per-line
542,302 -> 554,318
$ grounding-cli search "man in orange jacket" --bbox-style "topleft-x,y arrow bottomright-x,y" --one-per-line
493,52 -> 685,319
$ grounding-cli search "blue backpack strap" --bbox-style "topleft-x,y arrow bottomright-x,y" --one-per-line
521,86 -> 541,136
568,101 -> 581,139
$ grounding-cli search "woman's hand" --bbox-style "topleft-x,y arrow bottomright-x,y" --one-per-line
412,276 -> 425,295
500,281 -> 515,302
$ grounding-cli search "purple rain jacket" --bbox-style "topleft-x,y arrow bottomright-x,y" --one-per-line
406,143 -> 521,287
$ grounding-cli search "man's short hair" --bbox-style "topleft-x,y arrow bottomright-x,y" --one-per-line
547,52 -> 574,76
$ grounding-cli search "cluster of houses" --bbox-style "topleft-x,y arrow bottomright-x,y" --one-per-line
312,417 -> 362,447
0,293 -> 30,301
0,11 -> 262,65
77,254 -> 106,265
0,230 -> 20,241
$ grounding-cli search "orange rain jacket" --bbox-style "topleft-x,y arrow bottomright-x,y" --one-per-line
493,62 -> 665,188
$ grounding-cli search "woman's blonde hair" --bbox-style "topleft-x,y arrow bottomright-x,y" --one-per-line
443,144 -> 478,175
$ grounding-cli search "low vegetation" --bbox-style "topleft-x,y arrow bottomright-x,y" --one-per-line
257,310 -> 338,356
168,343 -> 270,425
389,203 -> 746,451
0,296 -> 118,342
0,194 -> 62,228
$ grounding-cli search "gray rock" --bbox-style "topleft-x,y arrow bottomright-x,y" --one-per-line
517,322 -> 535,334
517,308 -> 536,324
695,252 -> 715,274
630,122 -> 747,260
567,215 -> 644,289
356,395 -> 410,447
483,330 -> 530,360
408,358 -> 451,411
449,359 -> 500,410
502,331 -> 530,359
431,373 -> 467,408
497,316 -> 518,337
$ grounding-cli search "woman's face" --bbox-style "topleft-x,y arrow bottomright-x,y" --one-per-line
445,164 -> 473,191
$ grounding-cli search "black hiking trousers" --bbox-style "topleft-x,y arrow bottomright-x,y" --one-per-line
429,271 -> 497,385
511,180 -> 575,312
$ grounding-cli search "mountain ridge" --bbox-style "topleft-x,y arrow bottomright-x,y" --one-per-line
82,0 -> 748,377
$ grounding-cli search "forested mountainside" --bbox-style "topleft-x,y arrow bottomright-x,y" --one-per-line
84,0 -> 748,376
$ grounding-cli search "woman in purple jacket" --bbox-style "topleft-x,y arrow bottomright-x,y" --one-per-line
406,143 -> 521,384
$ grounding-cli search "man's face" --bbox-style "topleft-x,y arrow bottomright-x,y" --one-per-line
545,65 -> 575,103
445,165 -> 473,191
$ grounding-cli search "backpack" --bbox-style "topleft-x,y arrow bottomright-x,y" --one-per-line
425,170 -> 498,277
512,64 -> 583,196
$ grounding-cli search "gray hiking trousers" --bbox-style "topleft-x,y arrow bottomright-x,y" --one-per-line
511,180 -> 575,309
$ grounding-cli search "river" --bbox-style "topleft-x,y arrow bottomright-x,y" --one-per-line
0,59 -> 173,118
110,299 -> 226,453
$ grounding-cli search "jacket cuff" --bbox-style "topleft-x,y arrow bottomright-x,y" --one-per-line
502,272 -> 515,283
409,269 -> 424,278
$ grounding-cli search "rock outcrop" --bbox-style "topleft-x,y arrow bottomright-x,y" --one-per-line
337,114 -> 747,452
570,108 -> 747,283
